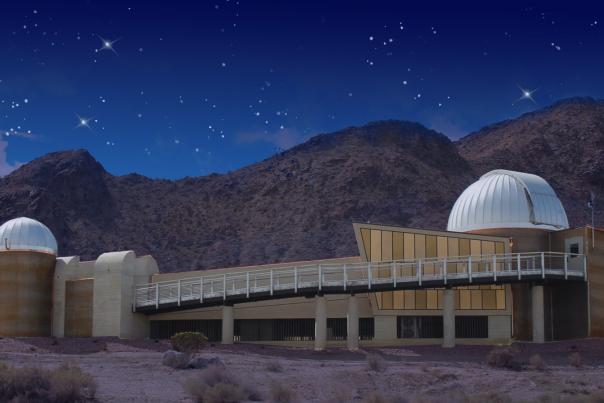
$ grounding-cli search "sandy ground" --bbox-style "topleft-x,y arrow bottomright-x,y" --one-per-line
0,338 -> 603,402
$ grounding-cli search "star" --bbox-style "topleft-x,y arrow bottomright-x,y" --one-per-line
515,86 -> 537,103
75,114 -> 92,129
97,35 -> 120,54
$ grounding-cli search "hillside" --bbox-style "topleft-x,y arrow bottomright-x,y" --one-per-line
0,99 -> 602,272
0,121 -> 473,271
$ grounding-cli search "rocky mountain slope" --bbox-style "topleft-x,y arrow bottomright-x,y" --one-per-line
0,98 -> 602,271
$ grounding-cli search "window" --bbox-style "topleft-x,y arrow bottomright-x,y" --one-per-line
570,243 -> 579,256
397,316 -> 443,338
455,316 -> 488,338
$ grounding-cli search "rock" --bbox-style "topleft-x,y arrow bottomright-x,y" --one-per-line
162,350 -> 189,369
188,356 -> 223,369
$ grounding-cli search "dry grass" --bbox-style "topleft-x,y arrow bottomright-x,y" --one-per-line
362,391 -> 409,403
184,364 -> 261,403
569,352 -> 583,368
0,361 -> 96,402
170,332 -> 208,356
529,354 -> 547,371
266,360 -> 284,373
486,346 -> 521,370
268,381 -> 296,403
366,353 -> 388,372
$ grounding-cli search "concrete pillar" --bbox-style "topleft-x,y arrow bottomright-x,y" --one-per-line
314,295 -> 327,351
531,285 -> 545,343
374,316 -> 397,342
221,305 -> 234,345
442,288 -> 455,348
346,295 -> 359,351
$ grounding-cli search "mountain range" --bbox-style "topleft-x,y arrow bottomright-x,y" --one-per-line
1,97 -> 602,272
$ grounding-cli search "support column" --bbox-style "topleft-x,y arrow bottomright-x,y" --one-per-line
531,285 -> 545,343
442,288 -> 455,348
221,305 -> 234,345
346,295 -> 359,351
314,295 -> 327,351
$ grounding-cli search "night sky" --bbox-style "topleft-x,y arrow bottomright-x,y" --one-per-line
1,2 -> 603,178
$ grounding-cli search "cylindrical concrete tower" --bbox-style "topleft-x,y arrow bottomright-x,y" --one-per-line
0,217 -> 58,336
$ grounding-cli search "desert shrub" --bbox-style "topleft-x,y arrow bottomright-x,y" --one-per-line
268,381 -> 295,403
0,362 -> 96,402
163,350 -> 190,369
184,364 -> 261,403
171,332 -> 208,356
266,360 -> 284,373
569,352 -> 583,368
529,354 -> 546,371
366,353 -> 388,372
486,346 -> 520,370
362,391 -> 408,403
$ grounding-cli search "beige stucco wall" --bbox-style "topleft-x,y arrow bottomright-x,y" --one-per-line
53,251 -> 158,339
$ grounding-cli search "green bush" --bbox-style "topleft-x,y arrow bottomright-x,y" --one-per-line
0,362 -> 96,402
171,332 -> 208,356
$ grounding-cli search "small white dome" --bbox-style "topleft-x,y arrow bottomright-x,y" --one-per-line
0,217 -> 58,255
447,170 -> 569,233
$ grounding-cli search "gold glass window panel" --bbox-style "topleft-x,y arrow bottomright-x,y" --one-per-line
404,290 -> 415,309
379,231 -> 393,278
458,239 -> 470,273
482,290 -> 497,310
414,234 -> 426,258
470,240 -> 482,272
361,228 -> 371,260
393,232 -> 404,260
381,291 -> 393,309
424,235 -> 437,275
437,289 -> 444,309
403,233 -> 415,259
447,237 -> 459,274
370,230 -> 382,262
496,289 -> 506,309
415,290 -> 427,309
393,290 -> 405,309
470,289 -> 482,309
437,236 -> 447,257
459,289 -> 471,309
426,289 -> 438,309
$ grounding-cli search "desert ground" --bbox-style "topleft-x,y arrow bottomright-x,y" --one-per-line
1,337 -> 604,402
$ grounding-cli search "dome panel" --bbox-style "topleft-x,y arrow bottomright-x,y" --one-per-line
447,170 -> 569,233
0,217 -> 58,255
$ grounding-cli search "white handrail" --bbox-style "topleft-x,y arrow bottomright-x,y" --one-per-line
134,252 -> 586,309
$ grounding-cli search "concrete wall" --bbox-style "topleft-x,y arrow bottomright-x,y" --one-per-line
53,251 -> 158,338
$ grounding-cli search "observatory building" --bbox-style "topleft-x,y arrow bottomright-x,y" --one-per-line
0,169 -> 602,349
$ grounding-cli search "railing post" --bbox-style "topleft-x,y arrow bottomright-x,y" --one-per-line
541,252 -> 545,279
177,279 -> 181,306
294,267 -> 298,293
564,254 -> 568,280
468,256 -> 472,283
517,254 -> 521,280
270,269 -> 274,295
200,277 -> 203,303
223,274 -> 227,300
318,265 -> 322,291
246,272 -> 250,298
417,259 -> 422,286
155,283 -> 159,309
493,255 -> 497,282
443,257 -> 447,285
368,262 -> 372,290
584,255 -> 588,281
343,264 -> 347,291
132,285 -> 136,313
393,262 -> 397,287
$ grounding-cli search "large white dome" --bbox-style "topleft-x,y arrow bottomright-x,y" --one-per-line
447,170 -> 569,233
0,217 -> 58,255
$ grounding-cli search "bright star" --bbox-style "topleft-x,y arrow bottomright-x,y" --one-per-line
76,114 -> 93,129
515,86 -> 537,103
97,35 -> 120,54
